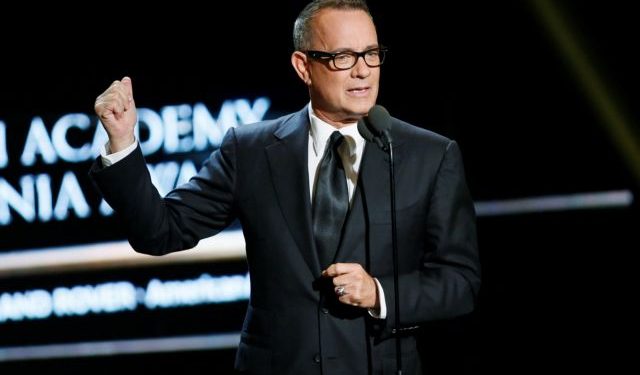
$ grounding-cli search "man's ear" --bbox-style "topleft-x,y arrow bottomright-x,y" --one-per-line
291,51 -> 311,85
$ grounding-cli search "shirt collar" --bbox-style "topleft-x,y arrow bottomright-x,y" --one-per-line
308,102 -> 365,157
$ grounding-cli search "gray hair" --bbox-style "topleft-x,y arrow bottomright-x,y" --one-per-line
293,0 -> 372,51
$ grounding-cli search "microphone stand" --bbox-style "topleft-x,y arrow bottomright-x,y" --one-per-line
380,130 -> 402,375
358,109 -> 402,374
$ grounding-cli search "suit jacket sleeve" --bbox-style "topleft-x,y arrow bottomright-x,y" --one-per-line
377,140 -> 480,331
89,128 -> 239,255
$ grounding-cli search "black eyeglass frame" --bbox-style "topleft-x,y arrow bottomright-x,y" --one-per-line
305,46 -> 388,70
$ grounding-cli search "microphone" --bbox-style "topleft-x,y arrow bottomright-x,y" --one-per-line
358,105 -> 403,375
357,105 -> 392,150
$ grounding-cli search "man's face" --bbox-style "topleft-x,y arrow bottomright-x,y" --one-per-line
305,9 -> 380,126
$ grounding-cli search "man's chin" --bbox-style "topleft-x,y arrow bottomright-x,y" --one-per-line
325,103 -> 377,124
347,105 -> 375,119
343,112 -> 367,123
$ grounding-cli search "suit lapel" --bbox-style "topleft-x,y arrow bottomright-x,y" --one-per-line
265,108 -> 321,276
334,139 -> 405,263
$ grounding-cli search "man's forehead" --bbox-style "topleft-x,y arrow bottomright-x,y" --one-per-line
310,9 -> 377,50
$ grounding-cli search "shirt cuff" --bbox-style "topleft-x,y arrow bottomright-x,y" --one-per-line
100,139 -> 138,167
368,277 -> 387,319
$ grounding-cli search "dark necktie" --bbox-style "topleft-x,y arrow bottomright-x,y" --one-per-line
313,131 -> 349,270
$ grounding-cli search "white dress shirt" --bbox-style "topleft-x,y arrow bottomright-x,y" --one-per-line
100,140 -> 137,167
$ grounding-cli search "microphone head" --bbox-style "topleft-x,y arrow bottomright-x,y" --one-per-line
357,105 -> 392,149
357,118 -> 376,142
366,105 -> 391,134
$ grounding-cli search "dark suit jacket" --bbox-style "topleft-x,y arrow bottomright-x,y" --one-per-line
90,106 -> 481,375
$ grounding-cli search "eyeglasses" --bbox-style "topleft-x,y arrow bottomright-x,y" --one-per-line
306,47 -> 388,70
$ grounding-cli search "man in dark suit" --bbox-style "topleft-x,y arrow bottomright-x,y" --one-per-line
90,0 -> 480,373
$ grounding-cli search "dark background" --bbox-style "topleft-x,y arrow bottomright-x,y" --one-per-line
1,1 -> 638,373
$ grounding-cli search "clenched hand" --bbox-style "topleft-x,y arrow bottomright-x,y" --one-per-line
322,263 -> 379,309
94,76 -> 137,153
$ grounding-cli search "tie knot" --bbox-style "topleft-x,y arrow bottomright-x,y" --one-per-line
328,131 -> 344,151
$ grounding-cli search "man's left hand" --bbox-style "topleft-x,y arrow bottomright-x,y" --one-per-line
322,263 -> 379,309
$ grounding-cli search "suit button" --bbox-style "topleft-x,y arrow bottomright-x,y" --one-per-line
313,354 -> 321,364
321,307 -> 329,314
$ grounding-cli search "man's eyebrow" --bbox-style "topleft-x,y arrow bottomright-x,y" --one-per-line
331,44 -> 381,53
